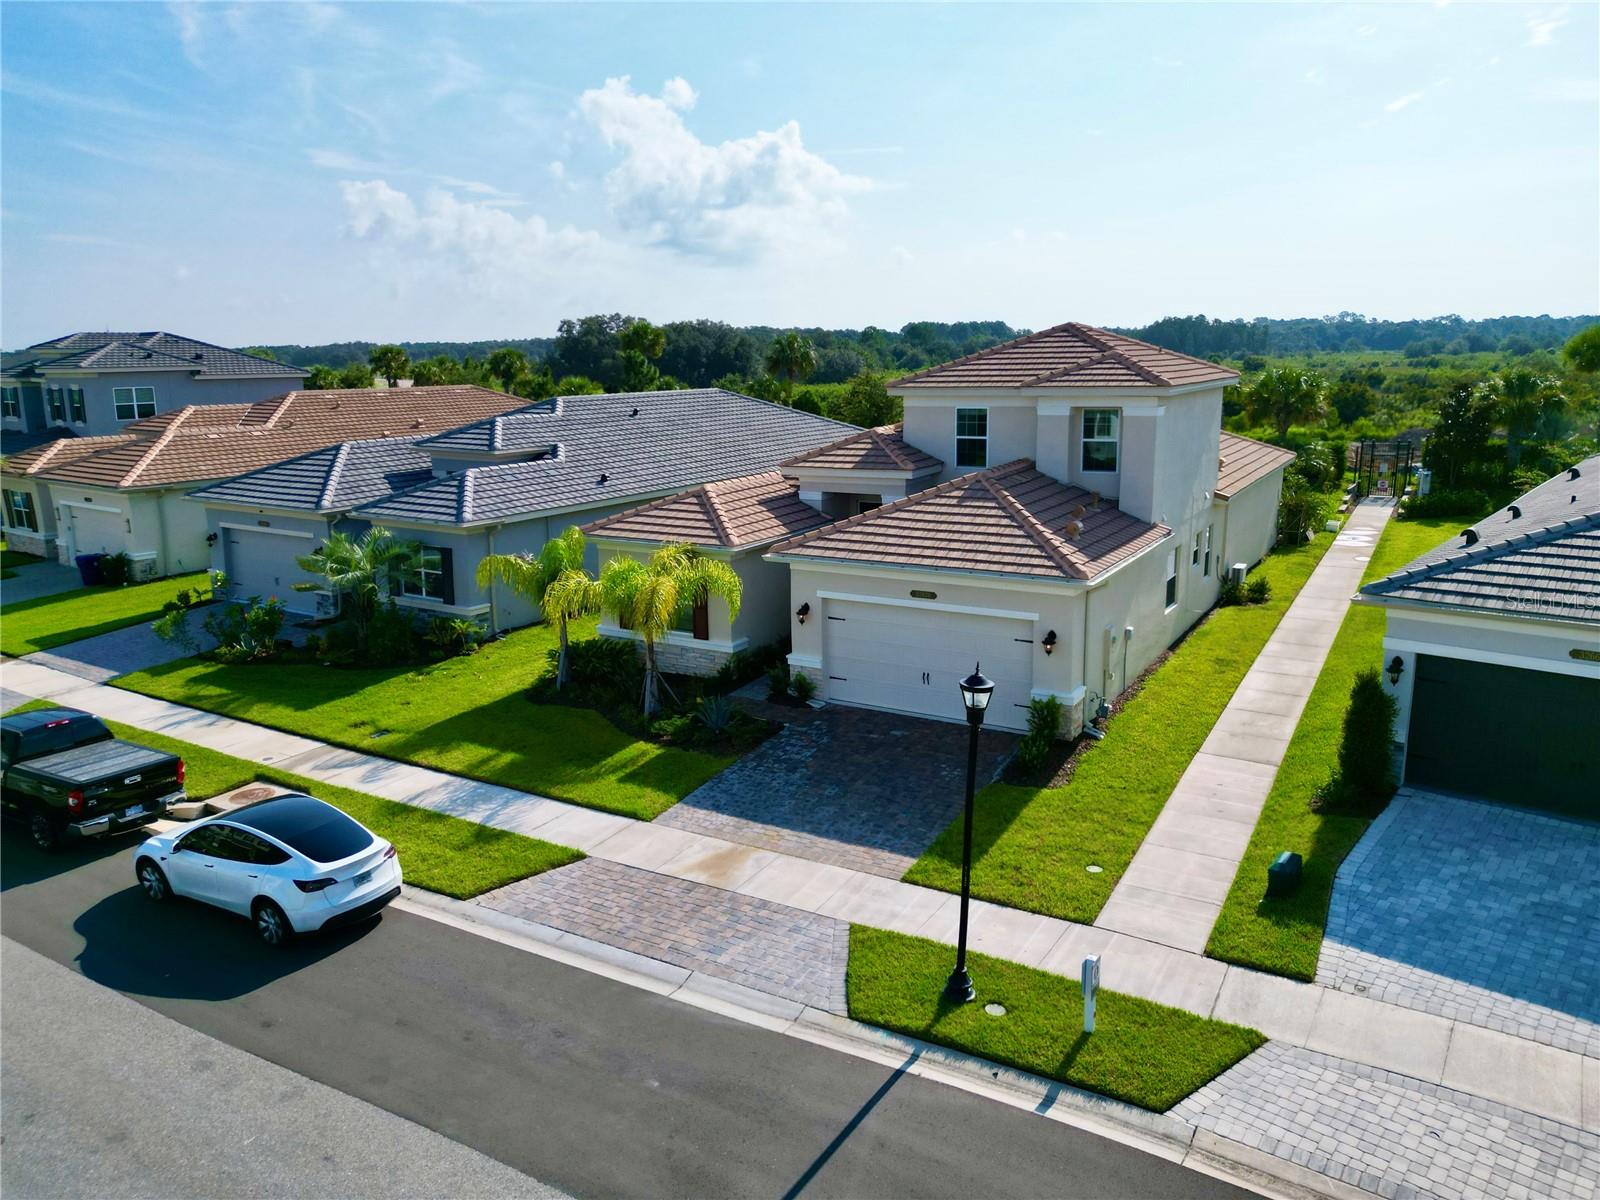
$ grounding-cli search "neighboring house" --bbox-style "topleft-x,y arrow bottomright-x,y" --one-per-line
0,386 -> 525,576
1,331 -> 307,452
189,388 -> 853,626
587,323 -> 1293,734
1357,457 -> 1600,811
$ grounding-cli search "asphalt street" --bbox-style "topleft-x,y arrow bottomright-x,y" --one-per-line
0,828 -> 1257,1199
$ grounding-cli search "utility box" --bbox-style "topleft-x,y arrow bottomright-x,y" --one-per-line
1266,851 -> 1303,899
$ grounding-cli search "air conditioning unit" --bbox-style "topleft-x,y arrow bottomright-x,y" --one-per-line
1227,563 -> 1247,585
313,590 -> 338,617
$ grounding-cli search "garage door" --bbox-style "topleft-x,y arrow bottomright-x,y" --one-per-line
65,505 -> 126,557
224,528 -> 319,613
822,599 -> 1035,731
1406,655 -> 1599,817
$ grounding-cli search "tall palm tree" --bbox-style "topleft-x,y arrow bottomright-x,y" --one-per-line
475,526 -> 592,689
546,543 -> 742,716
763,332 -> 817,404
1244,367 -> 1327,438
1480,369 -> 1565,468
294,527 -> 420,653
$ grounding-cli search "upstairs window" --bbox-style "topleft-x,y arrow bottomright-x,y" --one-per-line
1164,548 -> 1178,609
1082,409 -> 1120,473
4,489 -> 38,532
1,387 -> 20,419
113,386 -> 156,421
955,408 -> 988,468
47,387 -> 65,422
69,387 -> 86,423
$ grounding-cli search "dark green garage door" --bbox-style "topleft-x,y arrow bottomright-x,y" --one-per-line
1406,655 -> 1600,818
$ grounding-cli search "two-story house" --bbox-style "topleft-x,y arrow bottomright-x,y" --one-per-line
584,324 -> 1293,733
1,332 -> 306,453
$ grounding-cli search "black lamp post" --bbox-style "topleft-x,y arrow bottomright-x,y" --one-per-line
945,663 -> 995,1004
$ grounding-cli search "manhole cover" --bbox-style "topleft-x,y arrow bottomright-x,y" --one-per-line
984,1003 -> 1007,1017
231,785 -> 277,803
1085,864 -> 1103,874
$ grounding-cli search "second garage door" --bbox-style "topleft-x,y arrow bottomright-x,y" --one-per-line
224,528 -> 320,613
821,599 -> 1035,731
64,503 -> 127,558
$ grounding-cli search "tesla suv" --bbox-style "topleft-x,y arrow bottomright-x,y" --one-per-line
135,793 -> 402,945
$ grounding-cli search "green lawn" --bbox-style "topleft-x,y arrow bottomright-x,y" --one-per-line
0,572 -> 211,657
847,926 -> 1264,1112
1204,511 -> 1486,980
114,618 -> 732,821
2,543 -> 43,570
7,700 -> 580,898
903,533 -> 1336,923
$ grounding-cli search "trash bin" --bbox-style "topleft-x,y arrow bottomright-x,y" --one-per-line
74,552 -> 105,586
1266,851 -> 1303,899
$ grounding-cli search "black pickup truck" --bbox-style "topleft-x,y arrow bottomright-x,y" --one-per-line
1,708 -> 186,850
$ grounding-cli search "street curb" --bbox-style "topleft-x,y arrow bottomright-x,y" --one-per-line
393,889 -> 1347,1200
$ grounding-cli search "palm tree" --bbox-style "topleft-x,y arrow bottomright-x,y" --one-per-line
1480,369 -> 1565,467
368,344 -> 411,388
294,527 -> 419,653
1244,367 -> 1327,438
547,543 -> 741,716
475,526 -> 592,689
763,332 -> 817,404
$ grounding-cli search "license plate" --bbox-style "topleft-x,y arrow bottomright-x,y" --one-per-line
121,805 -> 147,819
353,869 -> 372,886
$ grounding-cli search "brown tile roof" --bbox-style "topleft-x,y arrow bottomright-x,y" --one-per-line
582,471 -> 831,550
0,386 -> 522,490
771,460 -> 1169,581
778,423 -> 943,474
1215,432 -> 1297,500
891,323 -> 1239,390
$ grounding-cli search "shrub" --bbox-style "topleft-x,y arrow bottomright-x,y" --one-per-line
1217,577 -> 1245,607
649,713 -> 695,743
99,551 -> 133,586
712,640 -> 787,694
1016,695 -> 1063,772
1244,576 -> 1272,605
152,606 -> 200,652
1314,668 -> 1399,817
1401,488 -> 1489,520
364,601 -> 417,664
200,596 -> 285,664
790,671 -> 817,703
1277,469 -> 1331,544
546,637 -> 643,707
696,694 -> 734,734
766,662 -> 791,700
425,615 -> 484,659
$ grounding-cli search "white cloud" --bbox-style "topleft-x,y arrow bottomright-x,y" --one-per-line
1384,91 -> 1425,113
308,147 -> 385,172
2,74 -> 160,121
1526,6 -> 1569,46
576,75 -> 870,260
1304,68 -> 1325,85
169,2 -> 205,68
430,50 -> 484,101
548,161 -> 566,180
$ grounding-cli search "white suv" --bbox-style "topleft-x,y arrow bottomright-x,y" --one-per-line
135,793 -> 402,946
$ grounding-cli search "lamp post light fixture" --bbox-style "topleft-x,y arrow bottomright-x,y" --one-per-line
945,663 -> 995,1004
795,602 -> 810,625
1387,655 -> 1405,686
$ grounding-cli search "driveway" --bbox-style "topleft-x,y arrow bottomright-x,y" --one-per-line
1,559 -> 83,603
655,706 -> 1018,878
1319,788 -> 1600,1056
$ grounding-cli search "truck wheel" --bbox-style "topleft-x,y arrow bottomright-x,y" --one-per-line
252,899 -> 293,948
29,812 -> 61,852
136,859 -> 170,901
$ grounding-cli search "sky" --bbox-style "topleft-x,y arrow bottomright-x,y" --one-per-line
1,2 -> 1596,348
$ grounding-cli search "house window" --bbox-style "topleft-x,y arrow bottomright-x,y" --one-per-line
69,387 -> 86,423
113,386 -> 156,420
4,489 -> 38,533
1192,532 -> 1202,567
955,408 -> 988,468
1,387 -> 20,419
1082,409 -> 1120,473
673,597 -> 711,641
47,387 -> 66,422
1204,526 -> 1213,576
400,545 -> 452,602
1164,548 -> 1178,609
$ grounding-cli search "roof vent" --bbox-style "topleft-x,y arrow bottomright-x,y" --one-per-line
1508,504 -> 1521,519
142,350 -> 153,358
192,352 -> 204,360
382,430 -> 392,438
1570,467 -> 1582,480
1461,529 -> 1479,546
1063,520 -> 1084,539
1070,504 -> 1087,519
597,472 -> 609,485
1089,491 -> 1101,507
411,418 -> 422,428
630,407 -> 639,417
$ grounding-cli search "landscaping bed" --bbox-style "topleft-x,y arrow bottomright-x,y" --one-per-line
1204,511 -> 1490,980
903,532 -> 1335,924
6,700 -> 580,898
0,571 -> 211,657
114,619 -> 738,822
847,926 -> 1264,1112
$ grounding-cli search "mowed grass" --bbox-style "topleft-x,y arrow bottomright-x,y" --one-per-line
7,700 -> 580,898
847,927 -> 1264,1112
1204,511 -> 1487,980
1,571 -> 210,656
903,533 -> 1335,924
114,617 -> 730,821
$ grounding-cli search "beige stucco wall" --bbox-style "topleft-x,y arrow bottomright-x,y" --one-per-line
901,399 -> 1036,479
1219,464 -> 1285,572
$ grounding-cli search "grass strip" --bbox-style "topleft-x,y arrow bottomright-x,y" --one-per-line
1,572 -> 210,656
847,926 -> 1264,1112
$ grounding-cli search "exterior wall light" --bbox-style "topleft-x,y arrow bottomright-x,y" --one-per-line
1042,630 -> 1057,655
205,532 -> 218,546
795,602 -> 810,624
1387,655 -> 1405,686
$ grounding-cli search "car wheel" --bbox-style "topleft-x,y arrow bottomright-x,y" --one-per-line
136,859 -> 170,901
253,899 -> 293,948
29,812 -> 60,852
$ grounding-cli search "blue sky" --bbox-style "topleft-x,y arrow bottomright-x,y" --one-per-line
2,2 -> 1596,348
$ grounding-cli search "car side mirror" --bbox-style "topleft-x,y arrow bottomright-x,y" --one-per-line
170,842 -> 184,853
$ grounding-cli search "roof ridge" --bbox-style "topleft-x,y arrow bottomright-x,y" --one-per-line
888,324 -> 1072,386
116,405 -> 200,487
870,426 -> 914,470
318,442 -> 352,512
979,467 -> 1089,580
1364,512 -> 1600,594
699,482 -> 736,547
777,424 -> 875,468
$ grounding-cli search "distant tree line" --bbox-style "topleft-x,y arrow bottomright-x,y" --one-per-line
1114,312 -> 1595,359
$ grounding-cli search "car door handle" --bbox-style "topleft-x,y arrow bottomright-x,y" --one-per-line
247,874 -> 258,879
203,863 -> 214,869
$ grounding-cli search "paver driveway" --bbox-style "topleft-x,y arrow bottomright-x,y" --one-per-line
1319,788 -> 1600,1056
655,706 -> 1018,878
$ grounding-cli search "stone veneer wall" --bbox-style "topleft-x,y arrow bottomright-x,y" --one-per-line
6,530 -> 55,559
645,637 -> 731,678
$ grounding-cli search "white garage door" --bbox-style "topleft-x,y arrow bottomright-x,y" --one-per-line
224,528 -> 318,613
65,505 -> 126,557
822,599 -> 1036,731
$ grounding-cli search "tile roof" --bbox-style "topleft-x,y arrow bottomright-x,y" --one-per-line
1361,456 -> 1600,624
0,386 -> 522,491
189,437 -> 436,513
3,332 -> 305,378
1216,432 -> 1298,499
771,459 -> 1169,581
778,423 -> 943,474
354,388 -> 854,526
890,323 -> 1239,390
582,471 -> 831,550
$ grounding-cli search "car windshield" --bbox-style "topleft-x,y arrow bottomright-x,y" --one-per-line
228,795 -> 373,864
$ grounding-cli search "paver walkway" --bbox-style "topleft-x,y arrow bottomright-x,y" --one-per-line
3,656 -> 1596,1140
1095,498 -> 1394,953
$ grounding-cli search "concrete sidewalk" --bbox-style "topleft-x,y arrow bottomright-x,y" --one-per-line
3,655 -> 1594,1137
1095,499 -> 1394,953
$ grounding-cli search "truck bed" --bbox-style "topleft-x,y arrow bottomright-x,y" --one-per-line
22,740 -> 176,786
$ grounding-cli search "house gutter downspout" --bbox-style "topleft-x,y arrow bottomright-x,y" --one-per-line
152,488 -> 170,577
486,524 -> 502,633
